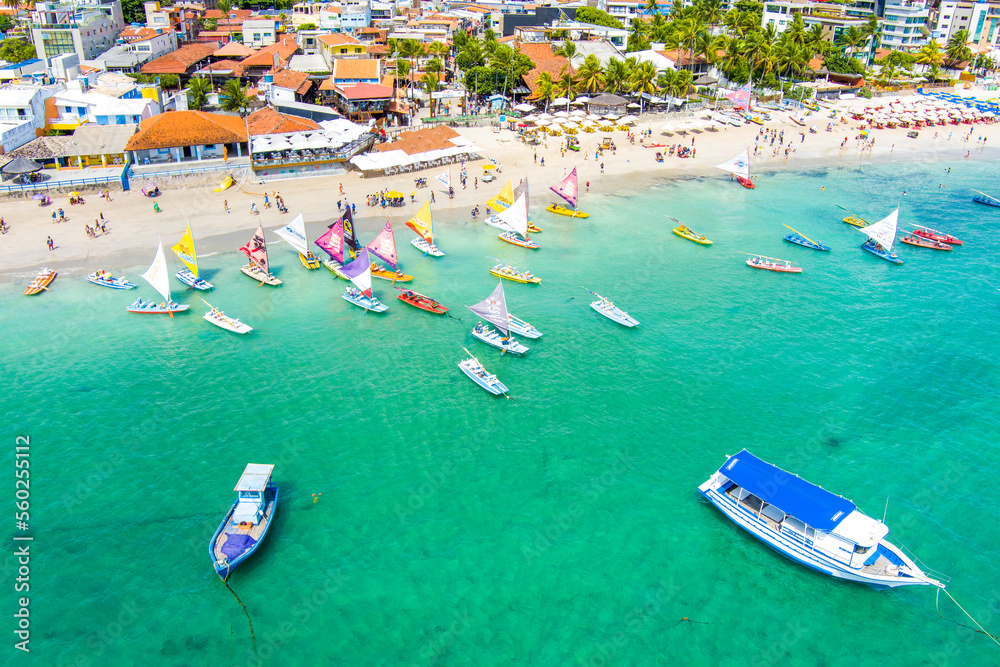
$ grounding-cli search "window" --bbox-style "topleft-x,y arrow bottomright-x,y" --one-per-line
42,30 -> 76,57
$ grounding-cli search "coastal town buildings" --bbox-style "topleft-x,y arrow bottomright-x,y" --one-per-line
29,0 -> 125,62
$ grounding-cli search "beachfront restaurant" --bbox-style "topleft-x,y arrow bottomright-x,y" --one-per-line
327,83 -> 393,124
586,93 -> 627,117
349,125 -> 482,177
125,110 -> 249,165
250,118 -> 376,178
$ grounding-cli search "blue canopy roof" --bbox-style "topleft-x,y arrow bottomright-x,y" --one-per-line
720,450 -> 855,531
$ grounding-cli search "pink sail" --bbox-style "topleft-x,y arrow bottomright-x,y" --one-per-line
550,167 -> 578,208
240,222 -> 269,275
315,216 -> 344,263
726,83 -> 751,110
366,219 -> 399,269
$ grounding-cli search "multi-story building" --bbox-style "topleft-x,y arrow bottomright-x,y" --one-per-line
143,1 -> 203,44
29,0 -> 125,62
599,0 -> 672,22
242,18 -> 278,49
0,87 -> 47,153
291,1 -> 324,29
342,0 -> 372,30
118,26 -> 178,60
881,1 -> 930,49
47,75 -> 159,131
933,0 -> 998,46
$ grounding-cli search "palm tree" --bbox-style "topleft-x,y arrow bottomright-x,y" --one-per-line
554,39 -> 577,62
575,54 -> 606,93
916,39 -> 944,71
490,44 -> 516,98
945,29 -> 972,68
554,65 -> 577,109
836,26 -> 868,61
627,17 -> 650,53
694,0 -> 725,26
220,79 -> 249,114
217,0 -> 232,15
604,58 -> 629,94
784,14 -> 807,46
533,71 -> 556,112
424,73 -> 441,117
628,60 -> 658,112
187,76 -> 211,111
644,0 -> 660,15
393,59 -> 411,100
656,67 -> 692,111
864,15 -> 881,65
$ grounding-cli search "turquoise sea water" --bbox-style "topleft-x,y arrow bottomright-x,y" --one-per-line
4,158 -> 1000,666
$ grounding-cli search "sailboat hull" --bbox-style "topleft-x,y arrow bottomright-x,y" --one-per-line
240,264 -> 283,285
175,269 -> 214,290
736,176 -> 755,189
299,252 -> 322,270
546,204 -> 589,218
673,227 -> 713,245
783,234 -> 830,251
498,232 -> 540,249
411,237 -> 445,257
861,242 -> 903,264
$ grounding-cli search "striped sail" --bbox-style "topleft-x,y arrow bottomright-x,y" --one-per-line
550,168 -> 578,208
240,222 -> 269,275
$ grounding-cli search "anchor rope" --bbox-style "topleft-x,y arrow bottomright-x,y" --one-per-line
936,587 -> 1000,647
223,574 -> 259,663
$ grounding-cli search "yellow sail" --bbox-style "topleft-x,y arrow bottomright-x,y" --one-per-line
405,199 -> 433,243
487,179 -> 514,213
170,222 -> 199,277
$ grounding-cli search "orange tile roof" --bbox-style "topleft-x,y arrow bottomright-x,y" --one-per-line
375,125 -> 462,155
119,26 -> 164,42
125,111 -> 247,150
271,68 -> 313,96
141,43 -> 217,74
200,58 -> 243,72
238,34 -> 298,70
214,41 -> 257,58
245,107 -> 321,136
517,43 -> 570,97
204,8 -> 251,19
319,33 -> 362,46
332,58 -> 380,81
367,44 -> 390,55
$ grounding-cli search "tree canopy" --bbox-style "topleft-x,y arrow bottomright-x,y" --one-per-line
0,38 -> 36,65
574,7 -> 624,30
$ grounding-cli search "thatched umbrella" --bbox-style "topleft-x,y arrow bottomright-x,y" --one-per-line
1,157 -> 43,176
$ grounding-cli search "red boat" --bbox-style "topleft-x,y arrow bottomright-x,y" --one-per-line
396,288 -> 448,314
737,176 -> 755,189
913,227 -> 962,245
900,235 -> 952,251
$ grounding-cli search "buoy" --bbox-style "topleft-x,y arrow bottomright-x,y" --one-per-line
312,493 -> 321,504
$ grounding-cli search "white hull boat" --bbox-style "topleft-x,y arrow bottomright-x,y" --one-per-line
204,307 -> 253,334
240,264 -> 282,286
699,450 -> 946,590
411,237 -> 444,257
126,298 -> 190,314
175,268 -> 213,290
508,314 -> 542,339
471,325 -> 529,355
343,287 -> 388,312
458,356 -> 508,395
591,298 -> 639,327
88,271 -> 136,290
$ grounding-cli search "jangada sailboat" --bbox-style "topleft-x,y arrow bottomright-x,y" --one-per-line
239,222 -> 283,285
366,219 -> 413,282
406,199 -> 444,256
171,222 -> 213,290
466,282 -> 530,355
715,149 -> 755,189
856,208 -> 903,264
314,211 -> 349,279
274,213 -> 321,269
547,167 -> 589,218
494,189 -> 540,249
487,178 -> 542,232
128,239 -> 190,315
340,247 -> 388,312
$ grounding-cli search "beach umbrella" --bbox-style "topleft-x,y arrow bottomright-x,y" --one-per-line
514,103 -> 535,112
552,97 -> 570,106
554,110 -> 569,117
603,114 -> 620,120
570,109 -> 586,116
534,119 -> 551,126
627,102 -> 641,109
1,157 -> 42,176
660,122 -> 674,132
385,191 -> 404,198
587,114 -> 602,121
571,97 -> 588,105
538,113 -> 554,120
561,121 -> 578,129
523,114 -> 539,121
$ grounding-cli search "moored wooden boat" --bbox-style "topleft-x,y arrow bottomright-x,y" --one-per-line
202,300 -> 253,333
209,463 -> 277,580
240,263 -> 283,285
546,203 -> 589,218
343,286 -> 388,312
471,322 -> 529,355
299,251 -> 322,269
240,223 -> 282,284
671,222 -> 712,245
87,270 -> 137,289
458,354 -> 508,395
24,268 -> 56,295
507,314 -> 542,338
527,222 -> 543,233
370,262 -> 413,282
126,297 -> 190,314
490,262 -> 540,284
861,240 -> 903,263
900,235 -> 952,250
587,289 -> 639,327
175,268 -> 214,290
323,260 -> 348,279
698,449 -> 946,589
745,254 -> 802,273
843,215 -> 869,228
782,225 -> 830,251
498,230 -> 540,249
736,175 -> 755,189
912,226 -> 962,245
396,288 -> 448,314
972,192 -> 1000,207
172,224 -> 213,289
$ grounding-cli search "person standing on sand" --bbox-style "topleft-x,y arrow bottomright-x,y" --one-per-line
224,199 -> 229,213
47,236 -> 54,250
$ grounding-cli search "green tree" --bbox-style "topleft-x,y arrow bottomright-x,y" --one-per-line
644,0 -> 661,15
574,7 -> 624,29
626,17 -> 650,52
554,39 -> 577,61
121,0 -> 146,24
916,39 -> 944,69
187,76 -> 212,110
945,29 -> 972,67
0,15 -> 15,34
604,58 -> 630,94
297,23 -> 317,31
0,38 -> 36,64
533,71 -> 556,112
575,54 -> 606,93
656,67 -> 693,110
220,79 -> 250,114
836,26 -> 868,60
554,65 -> 576,108
628,60 -> 658,111
218,0 -> 232,14
424,73 -> 440,117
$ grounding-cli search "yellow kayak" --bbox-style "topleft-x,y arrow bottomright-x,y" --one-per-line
299,251 -> 321,270
843,215 -> 869,228
527,223 -> 543,233
371,263 -> 413,282
672,225 -> 712,245
546,204 -> 589,218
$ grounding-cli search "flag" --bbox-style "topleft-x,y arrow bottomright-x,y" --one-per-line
726,83 -> 751,110
436,167 -> 451,188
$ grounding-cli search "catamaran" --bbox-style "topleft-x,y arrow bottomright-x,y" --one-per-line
587,289 -> 639,327
715,149 -> 755,189
856,209 -> 903,264
406,199 -> 444,256
209,463 -> 278,580
366,219 -> 413,282
128,239 -> 189,315
458,348 -> 509,396
547,167 -> 589,218
274,213 -> 321,269
699,449 -> 946,589
87,270 -> 136,289
494,188 -> 540,249
240,223 -> 283,285
171,222 -> 214,290
314,211 -> 350,278
467,282 -> 531,355
782,224 -> 830,251
340,248 -> 388,312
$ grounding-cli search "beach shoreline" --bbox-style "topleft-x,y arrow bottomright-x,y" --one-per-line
2,91 -> 997,279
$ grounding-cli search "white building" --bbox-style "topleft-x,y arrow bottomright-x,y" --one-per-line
933,0 -> 998,46
882,1 -> 931,49
0,87 -> 47,153
243,18 -> 279,49
49,77 -> 159,130
29,0 -> 125,62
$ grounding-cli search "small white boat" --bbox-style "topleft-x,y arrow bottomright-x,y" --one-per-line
175,268 -> 214,290
484,214 -> 508,231
410,237 -> 445,257
342,286 -> 388,312
471,323 -> 529,355
126,298 -> 190,314
87,270 -> 137,290
458,355 -> 508,395
508,314 -> 542,339
590,295 -> 639,327
203,304 -> 252,334
699,450 -> 947,590
240,263 -> 282,286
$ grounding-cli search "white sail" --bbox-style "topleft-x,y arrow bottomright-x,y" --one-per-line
714,149 -> 750,178
436,167 -> 451,188
342,247 -> 373,296
141,239 -> 172,303
494,192 -> 529,238
858,208 -> 898,251
273,213 -> 309,256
